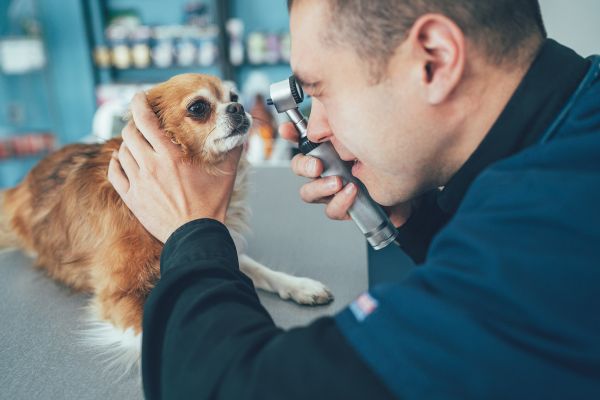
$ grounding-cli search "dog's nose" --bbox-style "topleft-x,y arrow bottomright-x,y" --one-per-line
226,103 -> 245,114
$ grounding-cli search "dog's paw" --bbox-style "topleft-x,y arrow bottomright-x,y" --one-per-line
280,277 -> 334,306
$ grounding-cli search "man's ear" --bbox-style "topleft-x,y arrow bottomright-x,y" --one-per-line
407,14 -> 466,105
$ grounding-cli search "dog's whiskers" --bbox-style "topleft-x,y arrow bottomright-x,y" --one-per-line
249,115 -> 271,125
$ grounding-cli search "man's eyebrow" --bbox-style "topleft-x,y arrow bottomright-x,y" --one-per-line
294,74 -> 320,90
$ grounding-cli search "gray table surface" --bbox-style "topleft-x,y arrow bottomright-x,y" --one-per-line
0,166 -> 369,400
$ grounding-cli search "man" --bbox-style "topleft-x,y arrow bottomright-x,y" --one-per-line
108,0 -> 600,398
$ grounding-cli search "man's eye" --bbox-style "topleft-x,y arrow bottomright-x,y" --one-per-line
187,100 -> 211,118
230,92 -> 239,102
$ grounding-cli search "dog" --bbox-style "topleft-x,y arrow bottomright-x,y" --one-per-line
0,73 -> 333,372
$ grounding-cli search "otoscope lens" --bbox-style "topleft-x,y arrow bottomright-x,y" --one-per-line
289,75 -> 304,104
295,80 -> 303,99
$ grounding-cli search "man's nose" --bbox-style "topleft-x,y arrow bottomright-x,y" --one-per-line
307,98 -> 333,143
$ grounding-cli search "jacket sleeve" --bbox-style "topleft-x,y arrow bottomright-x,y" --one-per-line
141,219 -> 395,400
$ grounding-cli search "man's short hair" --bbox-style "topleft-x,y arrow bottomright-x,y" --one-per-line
288,0 -> 546,76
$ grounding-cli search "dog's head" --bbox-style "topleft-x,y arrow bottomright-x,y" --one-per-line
144,74 -> 251,165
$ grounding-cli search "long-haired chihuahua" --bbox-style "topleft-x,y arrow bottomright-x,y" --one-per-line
0,74 -> 333,372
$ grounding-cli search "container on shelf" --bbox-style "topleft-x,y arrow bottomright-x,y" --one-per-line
247,32 -> 266,65
0,132 -> 55,160
197,26 -> 220,67
175,26 -> 197,67
184,1 -> 212,27
245,30 -> 291,65
93,45 -> 112,68
0,37 -> 46,74
279,32 -> 291,63
106,25 -> 132,69
264,33 -> 280,65
130,26 -> 152,69
226,19 -> 245,66
151,26 -> 175,68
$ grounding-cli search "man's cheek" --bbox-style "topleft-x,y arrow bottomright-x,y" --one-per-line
330,134 -> 356,160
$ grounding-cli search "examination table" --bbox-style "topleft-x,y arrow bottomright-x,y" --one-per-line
0,166 -> 373,399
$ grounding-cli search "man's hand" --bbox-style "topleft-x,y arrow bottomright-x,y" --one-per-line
280,122 -> 356,221
280,122 -> 412,226
108,93 -> 242,243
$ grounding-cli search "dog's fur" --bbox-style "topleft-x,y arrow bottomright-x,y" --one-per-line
0,74 -> 333,372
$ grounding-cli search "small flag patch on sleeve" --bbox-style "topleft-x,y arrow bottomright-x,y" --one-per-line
349,292 -> 379,322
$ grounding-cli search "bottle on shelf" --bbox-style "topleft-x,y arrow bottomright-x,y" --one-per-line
130,26 -> 152,69
247,32 -> 266,65
106,25 -> 132,69
151,26 -> 175,69
197,26 -> 220,67
246,30 -> 291,65
226,19 -> 245,66
175,26 -> 197,67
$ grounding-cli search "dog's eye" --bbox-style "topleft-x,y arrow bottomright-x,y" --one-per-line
230,92 -> 239,103
187,99 -> 211,119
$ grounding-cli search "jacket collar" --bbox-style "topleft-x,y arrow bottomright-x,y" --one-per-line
437,39 -> 590,214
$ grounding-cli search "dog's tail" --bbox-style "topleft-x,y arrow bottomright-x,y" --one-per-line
78,304 -> 142,380
0,190 -> 20,249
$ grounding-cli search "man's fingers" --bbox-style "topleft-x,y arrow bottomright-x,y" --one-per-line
279,122 -> 299,144
121,121 -> 152,166
107,153 -> 130,197
130,92 -> 178,154
325,183 -> 357,220
299,176 -> 342,204
291,154 -> 323,178
118,142 -> 140,180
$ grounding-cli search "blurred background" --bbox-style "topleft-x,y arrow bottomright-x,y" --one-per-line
0,0 -> 598,189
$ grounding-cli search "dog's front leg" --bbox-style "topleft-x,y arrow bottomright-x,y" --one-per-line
238,254 -> 334,306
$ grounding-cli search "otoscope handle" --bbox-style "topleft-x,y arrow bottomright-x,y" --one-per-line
273,96 -> 397,249
303,140 -> 398,249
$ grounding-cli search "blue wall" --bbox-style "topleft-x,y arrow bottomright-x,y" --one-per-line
0,0 -> 96,187
0,0 -> 53,136
37,0 -> 96,143
231,0 -> 292,93
231,0 -> 289,32
107,0 -> 213,25
0,0 -> 96,142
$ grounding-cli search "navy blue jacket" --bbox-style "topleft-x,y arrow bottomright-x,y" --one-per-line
142,41 -> 600,399
337,47 -> 600,397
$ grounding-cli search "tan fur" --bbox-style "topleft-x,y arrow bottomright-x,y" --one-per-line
0,74 -> 250,334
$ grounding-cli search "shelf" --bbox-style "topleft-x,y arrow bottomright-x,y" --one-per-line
236,62 -> 290,68
84,1 -> 293,87
98,65 -> 222,84
100,65 -> 222,72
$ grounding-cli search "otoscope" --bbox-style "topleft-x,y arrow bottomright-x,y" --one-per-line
267,76 -> 398,250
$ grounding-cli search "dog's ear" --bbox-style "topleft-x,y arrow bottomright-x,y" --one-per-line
167,131 -> 181,146
161,127 -> 191,155
146,94 -> 169,132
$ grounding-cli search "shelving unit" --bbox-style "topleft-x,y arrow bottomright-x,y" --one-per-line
82,0 -> 292,89
83,0 -> 228,85
0,0 -> 294,188
0,0 -> 59,187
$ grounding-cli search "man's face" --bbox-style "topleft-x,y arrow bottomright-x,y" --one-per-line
290,0 -> 450,206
